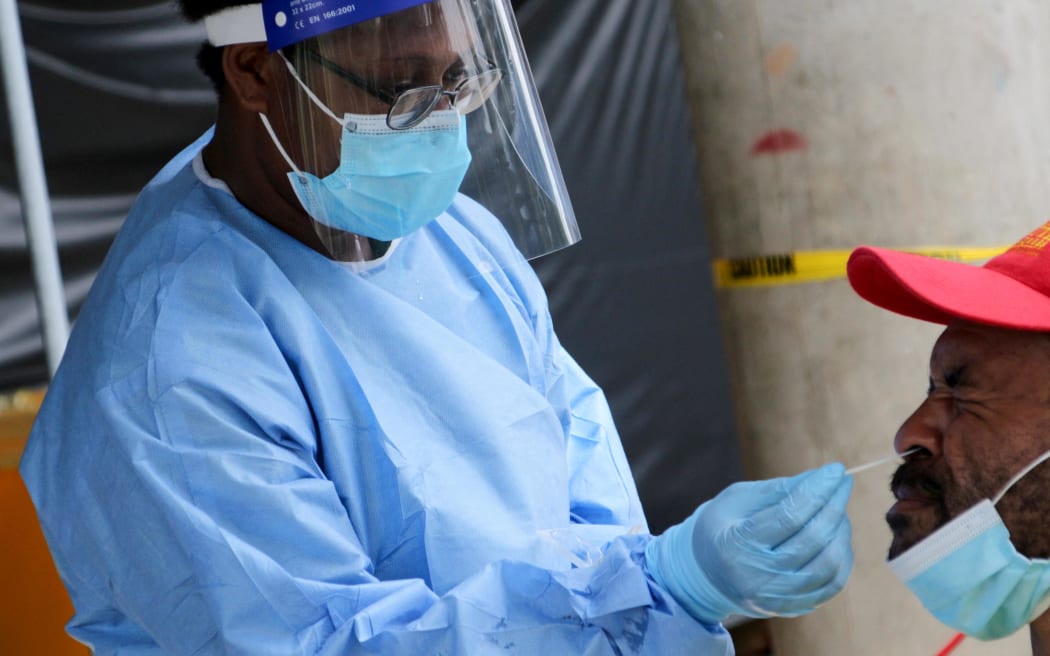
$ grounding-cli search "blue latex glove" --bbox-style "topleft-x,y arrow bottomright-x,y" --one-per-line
646,462 -> 854,625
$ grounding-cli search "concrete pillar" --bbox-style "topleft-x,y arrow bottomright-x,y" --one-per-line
670,1 -> 1050,654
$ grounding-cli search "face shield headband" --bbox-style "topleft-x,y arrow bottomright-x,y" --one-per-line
888,449 -> 1050,640
204,0 -> 581,261
205,1 -> 435,50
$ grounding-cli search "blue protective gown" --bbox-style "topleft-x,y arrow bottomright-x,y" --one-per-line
20,130 -> 732,655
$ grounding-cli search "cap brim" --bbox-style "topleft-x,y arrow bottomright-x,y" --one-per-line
847,246 -> 1050,330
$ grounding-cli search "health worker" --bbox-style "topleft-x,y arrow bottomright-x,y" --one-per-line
20,1 -> 855,653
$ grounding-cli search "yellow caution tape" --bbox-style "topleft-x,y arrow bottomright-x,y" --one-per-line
712,246 -> 1010,289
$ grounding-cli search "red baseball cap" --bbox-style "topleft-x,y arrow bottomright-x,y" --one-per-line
847,221 -> 1050,330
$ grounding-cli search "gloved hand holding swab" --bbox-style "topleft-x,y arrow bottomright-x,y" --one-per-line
646,450 -> 918,630
646,462 -> 854,624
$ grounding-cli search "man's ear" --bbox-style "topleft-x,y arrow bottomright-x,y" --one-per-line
221,43 -> 275,114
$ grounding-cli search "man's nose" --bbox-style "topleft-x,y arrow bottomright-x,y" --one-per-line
893,399 -> 945,458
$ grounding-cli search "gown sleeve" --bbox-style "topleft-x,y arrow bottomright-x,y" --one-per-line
21,195 -> 733,656
35,350 -> 732,655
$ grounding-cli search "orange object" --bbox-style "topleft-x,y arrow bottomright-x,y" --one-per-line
935,632 -> 966,656
1,389 -> 88,655
0,470 -> 88,655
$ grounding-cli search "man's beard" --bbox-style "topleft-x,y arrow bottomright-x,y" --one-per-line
886,459 -> 983,559
888,453 -> 1050,560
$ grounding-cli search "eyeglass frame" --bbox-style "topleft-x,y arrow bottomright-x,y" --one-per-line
299,48 -> 501,130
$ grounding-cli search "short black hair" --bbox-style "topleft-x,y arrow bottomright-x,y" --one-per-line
176,0 -> 257,92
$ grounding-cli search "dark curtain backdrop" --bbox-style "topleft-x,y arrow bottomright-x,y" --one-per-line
0,0 -> 741,531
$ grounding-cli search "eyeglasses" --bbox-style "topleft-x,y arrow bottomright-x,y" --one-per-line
302,49 -> 502,130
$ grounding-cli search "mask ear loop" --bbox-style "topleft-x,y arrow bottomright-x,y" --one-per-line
258,50 -> 347,177
993,449 -> 1050,505
278,51 -> 345,125
259,113 -> 304,175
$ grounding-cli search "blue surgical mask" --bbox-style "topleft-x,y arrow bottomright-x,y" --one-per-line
888,450 -> 1050,640
259,55 -> 472,242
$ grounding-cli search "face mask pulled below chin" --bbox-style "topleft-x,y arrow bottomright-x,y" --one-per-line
888,451 -> 1050,640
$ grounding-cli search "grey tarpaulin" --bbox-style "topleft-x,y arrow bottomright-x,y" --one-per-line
0,0 -> 741,531
0,2 -> 218,387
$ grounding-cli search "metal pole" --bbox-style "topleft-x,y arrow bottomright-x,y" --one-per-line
0,0 -> 68,377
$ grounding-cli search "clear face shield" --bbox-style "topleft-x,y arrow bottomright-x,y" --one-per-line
206,0 -> 579,262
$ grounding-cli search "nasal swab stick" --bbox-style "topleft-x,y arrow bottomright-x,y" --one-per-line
845,448 -> 920,475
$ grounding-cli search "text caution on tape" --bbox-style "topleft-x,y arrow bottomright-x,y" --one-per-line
712,246 -> 1009,289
